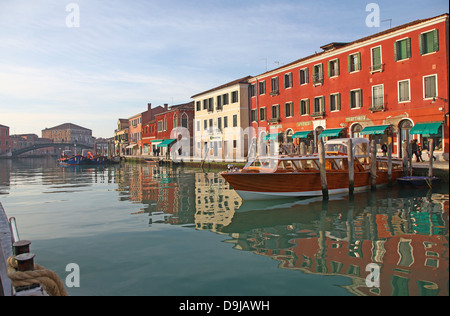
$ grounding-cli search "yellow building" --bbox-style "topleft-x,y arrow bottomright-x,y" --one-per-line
192,76 -> 252,162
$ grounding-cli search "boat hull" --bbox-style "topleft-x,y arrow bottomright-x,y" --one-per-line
58,155 -> 88,166
221,170 -> 403,200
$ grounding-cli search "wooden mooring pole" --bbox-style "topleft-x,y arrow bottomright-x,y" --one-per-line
428,138 -> 434,178
387,141 -> 393,186
370,140 -> 377,191
318,138 -> 329,200
348,138 -> 354,196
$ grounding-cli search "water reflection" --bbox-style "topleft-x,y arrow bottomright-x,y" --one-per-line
1,159 -> 448,296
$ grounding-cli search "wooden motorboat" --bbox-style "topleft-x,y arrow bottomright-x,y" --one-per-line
220,138 -> 404,200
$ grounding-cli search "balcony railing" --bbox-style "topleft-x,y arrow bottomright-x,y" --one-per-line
312,73 -> 323,85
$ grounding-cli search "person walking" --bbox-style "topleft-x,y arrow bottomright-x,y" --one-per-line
416,142 -> 424,162
381,143 -> 388,157
411,139 -> 421,162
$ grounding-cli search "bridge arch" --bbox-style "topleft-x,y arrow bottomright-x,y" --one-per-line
11,143 -> 93,157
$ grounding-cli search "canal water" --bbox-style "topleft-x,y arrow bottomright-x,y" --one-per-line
0,158 -> 448,296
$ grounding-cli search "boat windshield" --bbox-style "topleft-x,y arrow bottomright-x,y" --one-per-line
245,157 -> 278,171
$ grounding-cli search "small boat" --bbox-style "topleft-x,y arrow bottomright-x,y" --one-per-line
220,138 -> 404,201
397,176 -> 440,188
58,150 -> 88,166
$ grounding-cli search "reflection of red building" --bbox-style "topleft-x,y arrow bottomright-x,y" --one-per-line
249,14 -> 449,160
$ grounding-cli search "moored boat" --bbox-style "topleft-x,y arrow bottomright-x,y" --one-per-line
397,176 -> 440,187
58,150 -> 88,166
220,138 -> 404,200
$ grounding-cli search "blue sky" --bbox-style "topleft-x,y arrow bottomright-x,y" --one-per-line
0,0 -> 448,138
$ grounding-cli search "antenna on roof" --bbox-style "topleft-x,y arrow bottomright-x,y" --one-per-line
381,19 -> 392,29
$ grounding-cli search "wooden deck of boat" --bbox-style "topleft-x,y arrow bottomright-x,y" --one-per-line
0,202 -> 12,296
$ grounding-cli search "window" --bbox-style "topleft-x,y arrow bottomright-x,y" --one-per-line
216,95 -> 222,110
312,97 -> 325,116
259,81 -> 266,95
312,64 -> 323,85
158,121 -> 163,132
299,68 -> 309,85
203,120 -> 207,130
398,80 -> 410,102
419,29 -> 439,55
251,109 -> 258,122
196,120 -> 200,132
223,116 -> 228,128
259,107 -> 266,121
231,91 -> 239,103
209,119 -> 213,132
196,101 -> 201,111
285,102 -> 294,117
223,93 -> 229,105
371,85 -> 384,110
250,83 -> 256,97
208,98 -> 213,112
203,99 -> 208,110
300,99 -> 310,115
233,114 -> 238,127
394,38 -> 411,61
284,73 -> 293,89
423,75 -> 437,99
173,115 -> 178,128
349,89 -> 363,108
329,93 -> 341,111
271,104 -> 280,119
271,77 -> 279,94
371,46 -> 382,72
181,114 -> 188,128
328,59 -> 340,77
217,117 -> 222,131
348,53 -> 361,72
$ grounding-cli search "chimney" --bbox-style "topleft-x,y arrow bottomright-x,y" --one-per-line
164,103 -> 168,110
148,103 -> 152,111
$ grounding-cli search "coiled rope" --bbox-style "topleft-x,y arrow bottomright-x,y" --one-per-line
7,256 -> 68,296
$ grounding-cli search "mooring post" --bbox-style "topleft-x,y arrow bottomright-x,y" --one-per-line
402,141 -> 408,176
318,138 -> 328,200
348,138 -> 354,196
370,140 -> 377,191
387,142 -> 393,186
428,138 -> 434,178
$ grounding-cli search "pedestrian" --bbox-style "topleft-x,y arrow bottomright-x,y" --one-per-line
381,143 -> 388,157
411,139 -> 422,162
416,142 -> 424,162
423,141 -> 437,161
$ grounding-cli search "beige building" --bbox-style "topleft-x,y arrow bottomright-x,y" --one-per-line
42,123 -> 93,146
192,76 -> 252,162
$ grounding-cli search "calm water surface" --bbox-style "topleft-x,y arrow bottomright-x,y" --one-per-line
0,158 -> 448,296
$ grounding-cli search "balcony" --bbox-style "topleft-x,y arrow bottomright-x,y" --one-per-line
369,63 -> 384,73
270,90 -> 279,97
311,111 -> 325,118
369,96 -> 385,112
312,73 -> 323,86
268,118 -> 281,124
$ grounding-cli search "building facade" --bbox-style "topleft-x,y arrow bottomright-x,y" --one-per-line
42,123 -> 94,146
249,14 -> 449,160
0,124 -> 10,155
192,76 -> 252,162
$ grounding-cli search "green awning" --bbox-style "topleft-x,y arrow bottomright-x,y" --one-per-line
410,122 -> 442,136
320,128 -> 344,138
360,125 -> 390,135
292,131 -> 313,139
150,139 -> 164,143
157,139 -> 176,147
265,133 -> 281,140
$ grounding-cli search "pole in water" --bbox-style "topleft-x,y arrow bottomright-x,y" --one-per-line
348,138 -> 354,196
318,137 -> 329,200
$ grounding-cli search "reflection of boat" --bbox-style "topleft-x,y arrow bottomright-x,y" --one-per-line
220,138 -> 404,200
397,176 -> 440,188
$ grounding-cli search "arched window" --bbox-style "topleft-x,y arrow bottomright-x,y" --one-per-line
399,120 -> 413,158
351,124 -> 363,138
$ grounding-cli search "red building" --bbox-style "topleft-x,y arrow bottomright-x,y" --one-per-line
0,124 -> 10,156
142,102 -> 194,158
249,14 -> 448,160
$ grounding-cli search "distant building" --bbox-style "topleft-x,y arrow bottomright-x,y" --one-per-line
42,123 -> 94,146
0,124 -> 10,155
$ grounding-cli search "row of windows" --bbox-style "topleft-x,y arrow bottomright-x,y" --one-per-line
250,75 -> 438,121
250,29 -> 440,96
195,91 -> 239,112
196,115 -> 239,132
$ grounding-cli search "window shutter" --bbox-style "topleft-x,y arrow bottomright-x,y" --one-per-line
329,95 -> 332,111
359,89 -> 363,107
406,38 -> 411,58
337,93 -> 341,110
357,53 -> 361,71
336,59 -> 340,76
419,34 -> 424,55
321,96 -> 325,112
306,99 -> 310,114
306,68 -> 309,83
328,61 -> 331,77
433,29 -> 439,52
347,55 -> 351,72
349,91 -> 352,108
394,42 -> 398,61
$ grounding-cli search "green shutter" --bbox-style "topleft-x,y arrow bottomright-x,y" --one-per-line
328,61 -> 331,77
359,89 -> 363,107
337,93 -> 341,110
394,42 -> 398,61
329,95 -> 332,111
433,29 -> 439,52
419,34 -> 424,55
321,96 -> 325,113
406,38 -> 411,58
306,99 -> 310,114
347,55 -> 351,72
357,53 -> 361,71
372,47 -> 381,69
336,59 -> 340,75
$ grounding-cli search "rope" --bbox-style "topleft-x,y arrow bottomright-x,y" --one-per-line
7,256 -> 69,296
